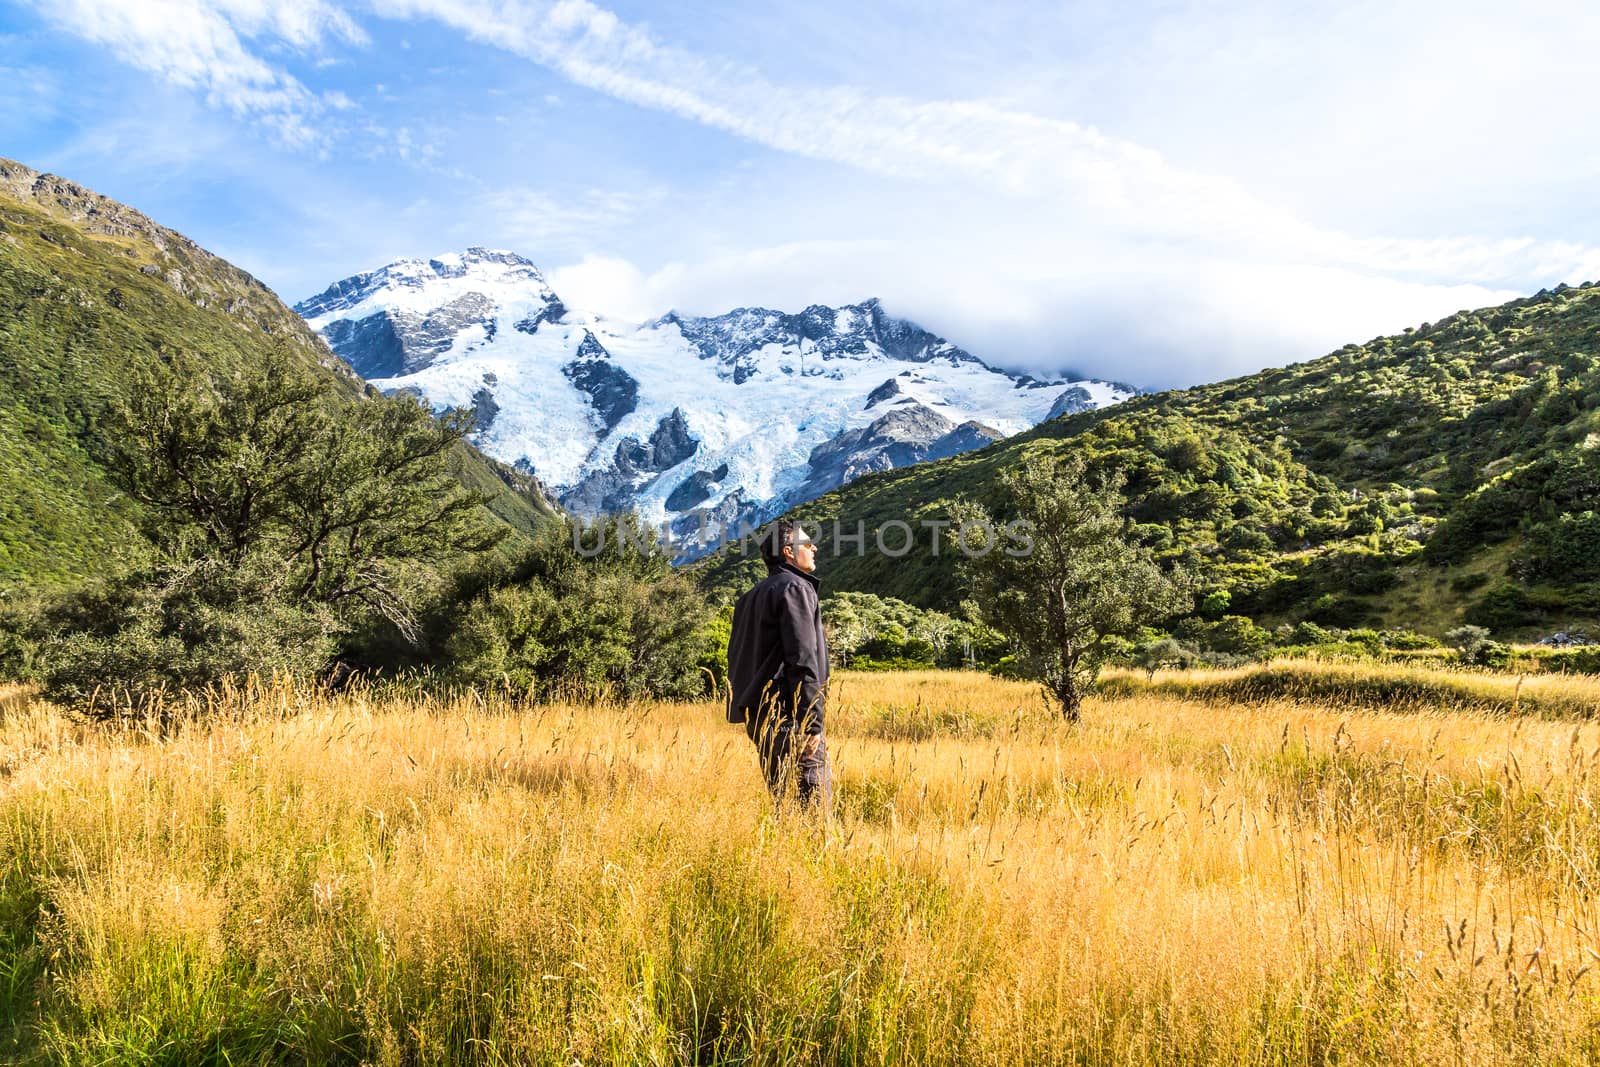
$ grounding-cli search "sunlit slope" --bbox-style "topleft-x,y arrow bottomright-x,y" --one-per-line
698,282 -> 1600,637
0,157 -> 559,590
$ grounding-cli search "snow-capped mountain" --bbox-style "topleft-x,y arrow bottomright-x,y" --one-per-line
295,248 -> 1134,556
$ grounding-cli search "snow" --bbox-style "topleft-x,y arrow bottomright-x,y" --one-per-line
299,249 -> 1136,525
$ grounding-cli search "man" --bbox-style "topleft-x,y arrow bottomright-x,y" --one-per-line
726,519 -> 832,812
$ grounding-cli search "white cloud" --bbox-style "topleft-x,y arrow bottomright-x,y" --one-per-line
535,228 -> 1522,389
371,0 -> 1600,292
546,255 -> 653,322
30,0 -> 365,144
31,0 -> 1600,387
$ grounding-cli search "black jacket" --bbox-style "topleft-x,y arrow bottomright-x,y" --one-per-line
726,562 -> 829,732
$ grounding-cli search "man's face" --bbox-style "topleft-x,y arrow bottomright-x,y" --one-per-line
784,535 -> 818,573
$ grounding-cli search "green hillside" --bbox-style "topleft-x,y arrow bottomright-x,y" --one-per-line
0,158 -> 558,590
697,282 -> 1600,639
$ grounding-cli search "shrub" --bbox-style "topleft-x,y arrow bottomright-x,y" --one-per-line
1445,625 -> 1492,663
1465,582 -> 1568,631
32,556 -> 339,710
444,518 -> 714,702
1133,637 -> 1196,677
1307,593 -> 1368,627
1290,621 -> 1333,646
1476,641 -> 1513,669
1379,629 -> 1442,651
1517,511 -> 1600,582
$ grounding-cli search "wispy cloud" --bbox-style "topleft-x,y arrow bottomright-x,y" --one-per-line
372,0 -> 1600,289
21,0 -> 1600,386
28,0 -> 366,145
37,1 -> 1600,289
468,183 -> 666,259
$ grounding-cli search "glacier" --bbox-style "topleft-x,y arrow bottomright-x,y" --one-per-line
295,248 -> 1134,557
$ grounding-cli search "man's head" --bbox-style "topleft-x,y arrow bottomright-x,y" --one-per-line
759,519 -> 817,573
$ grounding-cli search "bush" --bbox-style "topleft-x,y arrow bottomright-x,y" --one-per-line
1476,641 -> 1513,669
1379,629 -> 1442,651
1210,616 -> 1276,657
1445,625 -> 1491,663
1541,647 -> 1600,675
0,594 -> 43,681
1465,582 -> 1568,631
1341,629 -> 1386,656
1290,621 -> 1333,646
1310,492 -> 1344,518
823,591 -> 1000,671
1173,615 -> 1274,659
1307,593 -> 1368,627
1198,590 -> 1232,617
1517,511 -> 1600,582
31,556 -> 338,711
1133,637 -> 1196,677
444,518 -> 715,702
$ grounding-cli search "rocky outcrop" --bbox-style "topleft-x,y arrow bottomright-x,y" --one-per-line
320,292 -> 495,378
513,296 -> 567,335
667,488 -> 765,558
661,297 -> 984,386
864,377 -> 903,409
620,408 -> 698,474
926,420 -> 1004,461
802,403 -> 949,498
470,386 -> 500,432
1047,385 -> 1097,420
665,462 -> 730,511
559,408 -> 700,514
319,314 -> 408,380
562,333 -> 638,432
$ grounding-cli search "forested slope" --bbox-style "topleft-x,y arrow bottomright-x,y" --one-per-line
698,282 -> 1600,638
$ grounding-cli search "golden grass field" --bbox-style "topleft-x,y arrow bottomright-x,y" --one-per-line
2,662 -> 1600,1064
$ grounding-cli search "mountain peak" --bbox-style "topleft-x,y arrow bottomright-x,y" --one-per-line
296,256 -> 1134,556
294,247 -> 555,323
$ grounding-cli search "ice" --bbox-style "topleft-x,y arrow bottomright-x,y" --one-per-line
299,250 -> 1136,525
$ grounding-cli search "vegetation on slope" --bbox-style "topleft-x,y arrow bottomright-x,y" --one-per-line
698,282 -> 1600,639
0,160 -> 733,706
0,157 -> 558,592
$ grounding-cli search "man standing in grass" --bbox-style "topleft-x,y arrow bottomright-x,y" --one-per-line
726,519 -> 832,812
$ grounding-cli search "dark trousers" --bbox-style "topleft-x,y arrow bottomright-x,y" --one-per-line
745,713 -> 832,812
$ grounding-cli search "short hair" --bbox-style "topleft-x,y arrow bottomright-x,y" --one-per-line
758,519 -> 804,569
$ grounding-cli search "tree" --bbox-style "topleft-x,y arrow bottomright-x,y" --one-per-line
34,347 -> 506,709
107,348 -> 503,641
950,451 -> 1191,720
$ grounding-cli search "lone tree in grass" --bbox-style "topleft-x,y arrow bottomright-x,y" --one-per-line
950,450 -> 1191,721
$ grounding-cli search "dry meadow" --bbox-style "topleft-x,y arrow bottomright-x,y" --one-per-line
2,665 -> 1600,1064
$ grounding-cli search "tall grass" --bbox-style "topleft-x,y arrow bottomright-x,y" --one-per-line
1099,656 -> 1600,718
2,664 -> 1600,1063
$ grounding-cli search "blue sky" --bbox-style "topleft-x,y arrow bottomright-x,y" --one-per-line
4,0 -> 1599,388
